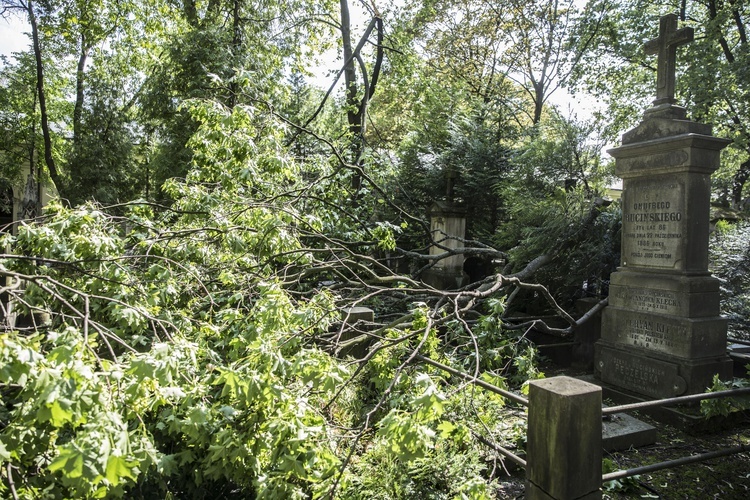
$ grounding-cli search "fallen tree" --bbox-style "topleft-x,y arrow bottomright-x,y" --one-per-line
0,101 -> 611,499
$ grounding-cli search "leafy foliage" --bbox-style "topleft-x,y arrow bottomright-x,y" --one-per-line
493,113 -> 620,307
0,100 -> 543,498
700,374 -> 750,419
709,220 -> 750,339
602,457 -> 640,493
2,1 -> 691,497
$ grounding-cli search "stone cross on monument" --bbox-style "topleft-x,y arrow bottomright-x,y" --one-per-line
643,13 -> 694,106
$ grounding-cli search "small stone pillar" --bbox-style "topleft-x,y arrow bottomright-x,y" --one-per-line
526,377 -> 602,500
423,201 -> 466,289
337,307 -> 375,359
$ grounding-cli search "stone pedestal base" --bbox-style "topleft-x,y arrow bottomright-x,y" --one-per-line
596,267 -> 732,398
608,271 -> 721,317
601,305 -> 728,358
595,90 -> 733,402
337,307 -> 375,359
595,341 -> 732,398
422,268 -> 464,289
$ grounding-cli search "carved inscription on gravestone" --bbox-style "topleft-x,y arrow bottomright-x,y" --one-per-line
622,179 -> 683,268
603,308 -> 728,359
598,348 -> 685,398
623,315 -> 682,354
613,286 -> 681,315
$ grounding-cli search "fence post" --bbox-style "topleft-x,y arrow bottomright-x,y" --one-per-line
526,376 -> 602,499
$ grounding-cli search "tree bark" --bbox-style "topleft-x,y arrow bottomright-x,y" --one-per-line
707,0 -> 736,62
74,33 -> 88,145
340,0 -> 363,194
707,0 -> 748,205
27,0 -> 63,194
228,0 -> 242,109
183,0 -> 197,26
533,81 -> 545,124
730,0 -> 747,44
340,0 -> 360,137
732,157 -> 750,208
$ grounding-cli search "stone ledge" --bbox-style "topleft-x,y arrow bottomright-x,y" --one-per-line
602,411 -> 657,452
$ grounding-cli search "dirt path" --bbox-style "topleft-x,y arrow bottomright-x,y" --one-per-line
600,412 -> 750,499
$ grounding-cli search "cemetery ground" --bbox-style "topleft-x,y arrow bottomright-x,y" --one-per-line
599,411 -> 750,499
476,414 -> 750,499
489,360 -> 750,499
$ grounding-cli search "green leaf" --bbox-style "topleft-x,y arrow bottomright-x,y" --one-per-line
36,400 -> 76,428
49,447 -> 85,479
105,454 -> 137,485
48,400 -> 75,427
436,420 -> 455,439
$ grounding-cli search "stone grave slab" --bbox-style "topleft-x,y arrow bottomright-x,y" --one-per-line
602,412 -> 657,452
596,345 -> 686,398
608,271 -> 720,318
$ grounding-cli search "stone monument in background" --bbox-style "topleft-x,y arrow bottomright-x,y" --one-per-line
595,14 -> 733,398
423,200 -> 467,289
423,168 -> 467,289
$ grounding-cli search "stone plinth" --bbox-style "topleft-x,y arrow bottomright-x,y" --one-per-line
526,377 -> 602,500
595,105 -> 733,398
602,412 -> 656,452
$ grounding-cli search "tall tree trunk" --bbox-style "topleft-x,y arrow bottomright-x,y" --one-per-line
27,0 -> 63,194
707,0 -> 747,207
228,0 -> 242,109
28,83 -> 41,217
73,33 -> 88,144
28,85 -> 37,178
340,0 -> 363,194
732,157 -> 750,208
533,81 -> 545,124
707,0 -> 736,62
730,0 -> 748,44
183,0 -> 198,26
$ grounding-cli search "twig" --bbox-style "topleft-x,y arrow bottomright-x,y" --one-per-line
5,462 -> 19,500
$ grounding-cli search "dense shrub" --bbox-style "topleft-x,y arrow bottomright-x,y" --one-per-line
709,220 -> 750,340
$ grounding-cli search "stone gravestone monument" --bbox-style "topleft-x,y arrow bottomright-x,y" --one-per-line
595,14 -> 733,398
423,200 -> 467,289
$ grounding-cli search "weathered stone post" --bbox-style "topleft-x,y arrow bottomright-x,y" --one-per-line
423,201 -> 467,289
337,306 -> 375,359
595,14 -> 733,398
526,376 -> 602,500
